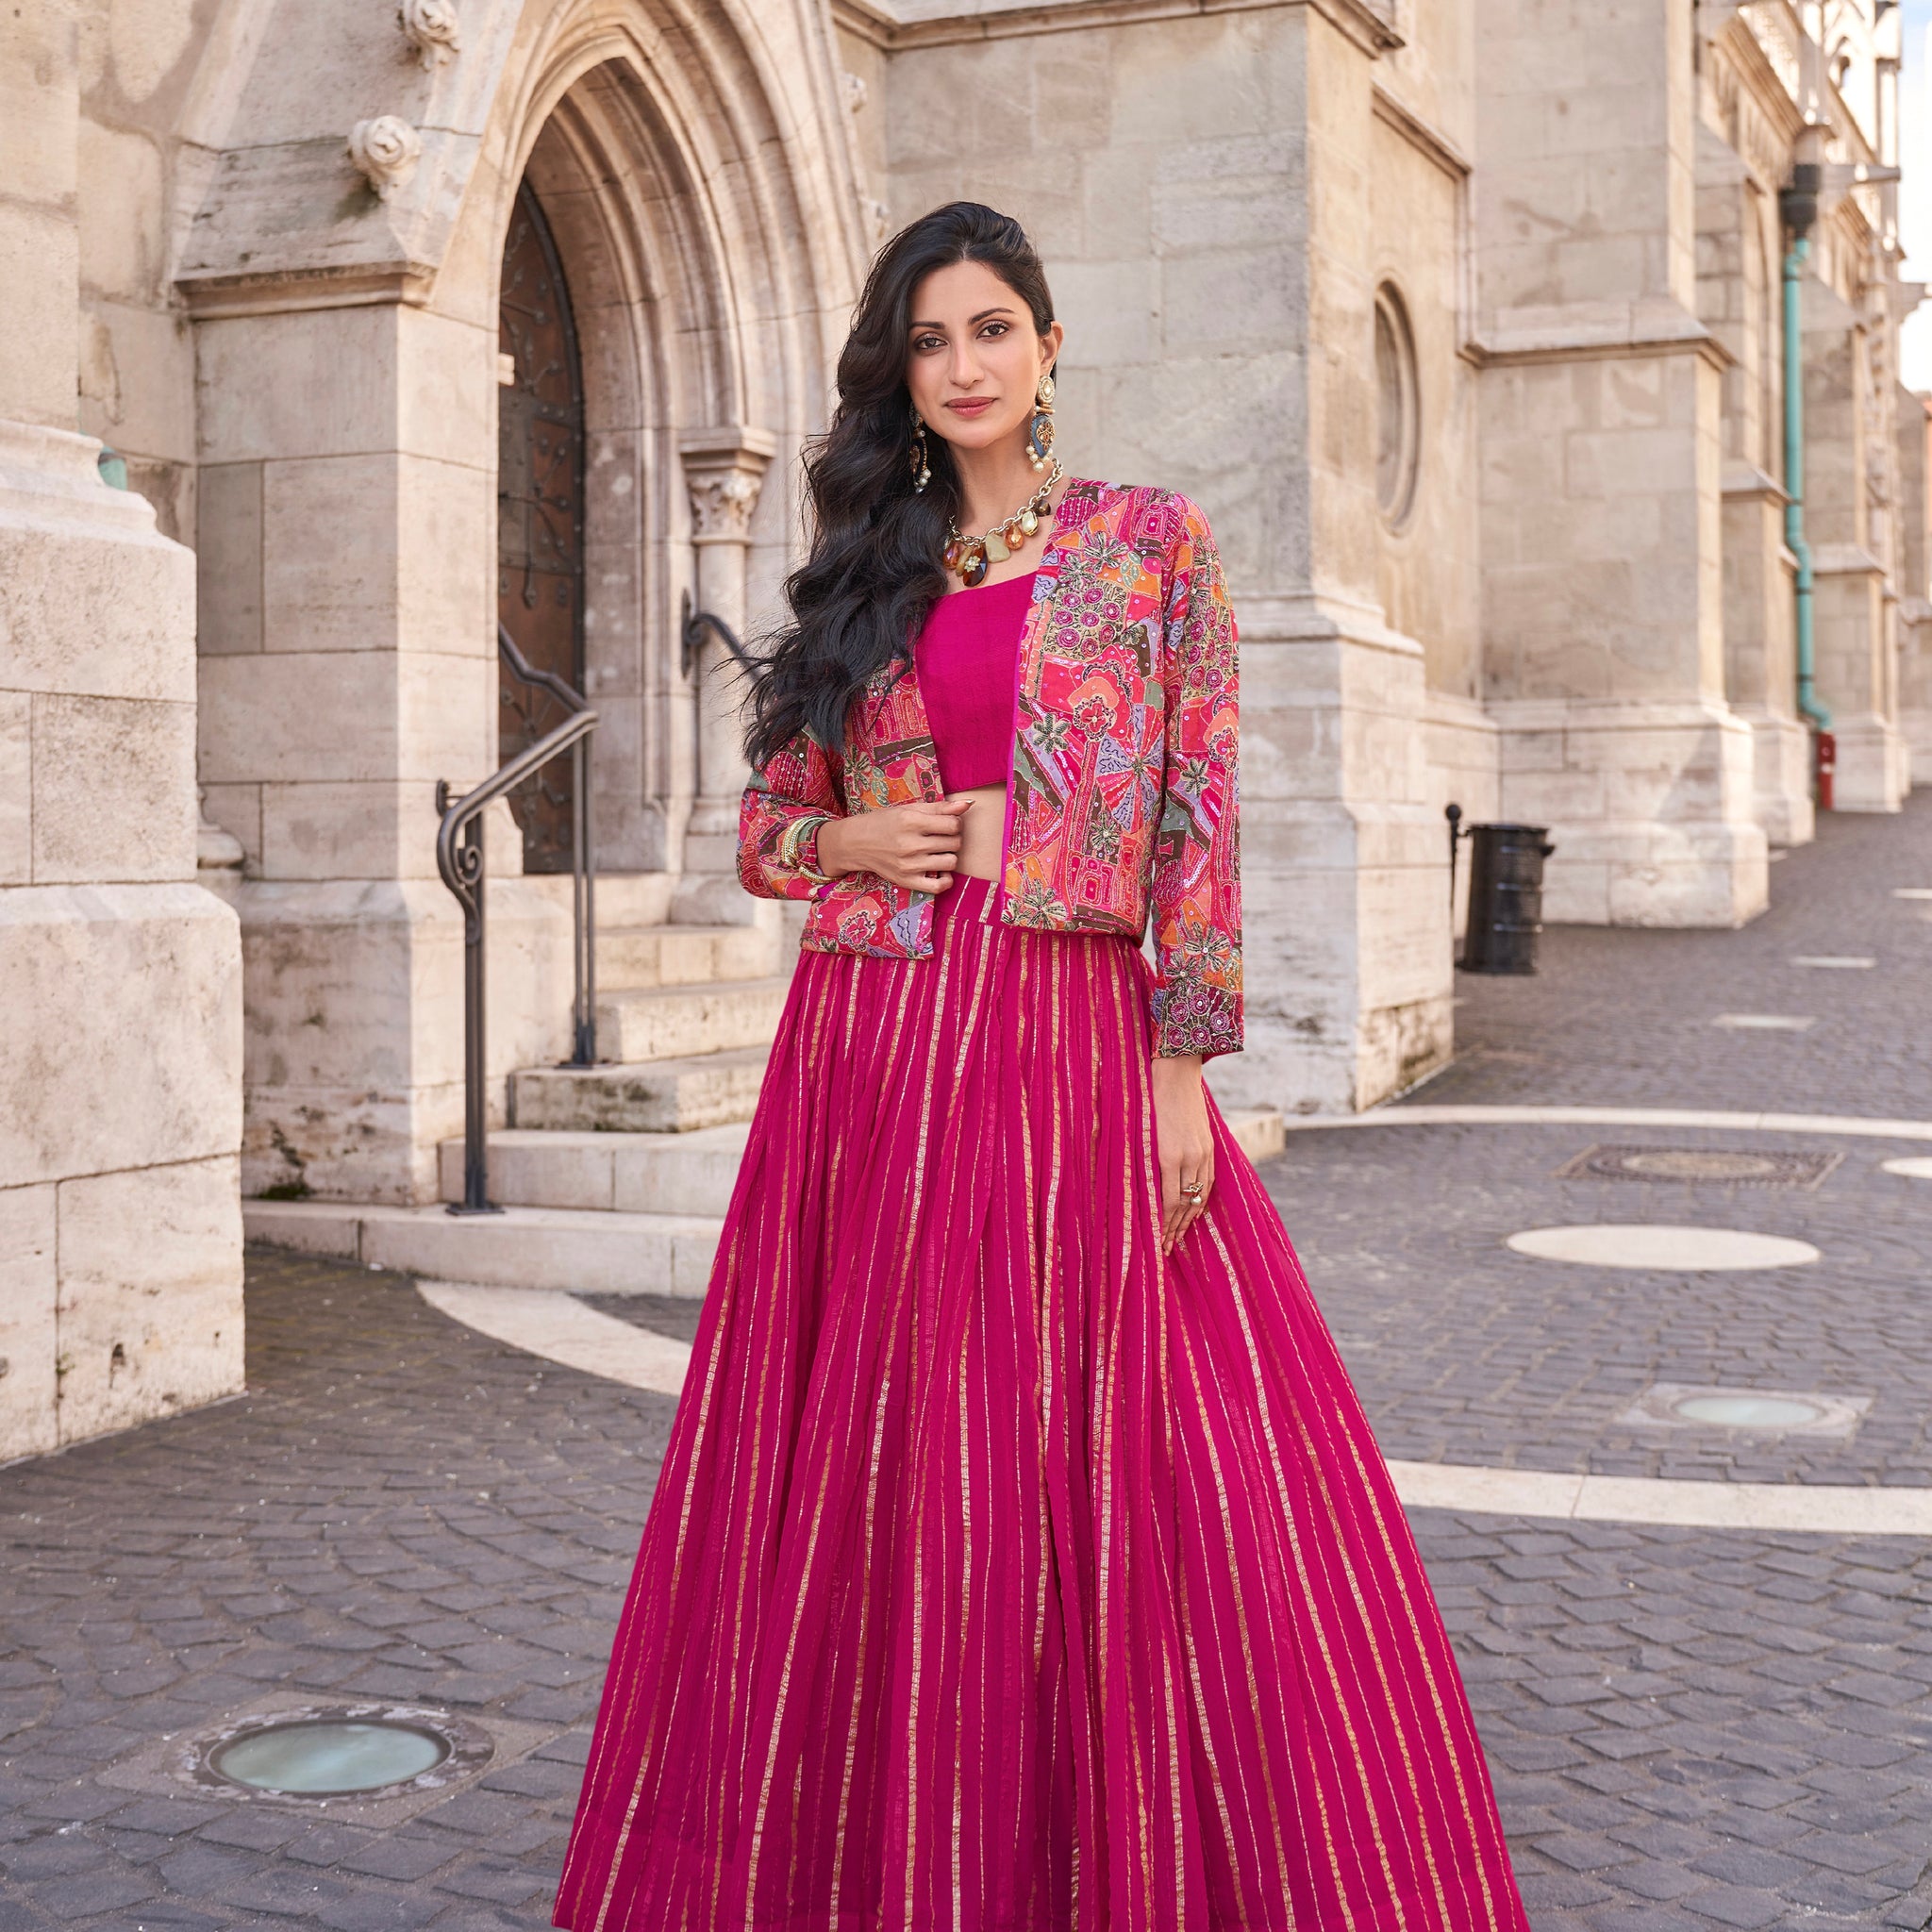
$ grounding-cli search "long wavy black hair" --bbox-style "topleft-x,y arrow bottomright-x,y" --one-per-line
742,202 -> 1057,772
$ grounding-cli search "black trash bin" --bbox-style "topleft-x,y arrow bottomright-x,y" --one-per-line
1459,823 -> 1556,974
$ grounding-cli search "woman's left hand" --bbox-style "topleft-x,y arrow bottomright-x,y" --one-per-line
1151,1054 -> 1214,1256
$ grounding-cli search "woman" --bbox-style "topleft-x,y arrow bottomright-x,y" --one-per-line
556,203 -> 1529,1932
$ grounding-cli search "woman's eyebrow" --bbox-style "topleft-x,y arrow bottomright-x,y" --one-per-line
907,307 -> 1017,332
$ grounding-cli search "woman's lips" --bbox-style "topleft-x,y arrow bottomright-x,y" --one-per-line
945,397 -> 994,417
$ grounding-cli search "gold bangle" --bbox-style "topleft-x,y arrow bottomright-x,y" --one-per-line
782,813 -> 835,881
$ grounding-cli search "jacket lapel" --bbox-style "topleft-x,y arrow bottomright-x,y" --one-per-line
846,480 -> 1112,817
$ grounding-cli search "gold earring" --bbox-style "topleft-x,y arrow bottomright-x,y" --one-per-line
909,411 -> 931,493
1027,373 -> 1056,473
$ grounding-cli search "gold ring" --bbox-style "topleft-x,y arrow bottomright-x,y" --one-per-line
1180,1181 -> 1204,1199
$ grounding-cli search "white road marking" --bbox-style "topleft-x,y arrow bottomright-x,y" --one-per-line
417,1280 -> 691,1396
1385,1461 -> 1932,1535
1710,1014 -> 1816,1031
418,1276 -> 1931,1536
1504,1224 -> 1821,1271
1792,955 -> 1875,968
1277,1103 -> 1932,1141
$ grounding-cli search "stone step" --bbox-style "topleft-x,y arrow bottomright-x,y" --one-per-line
441,1124 -> 752,1217
522,874 -> 790,940
244,1200 -> 723,1297
511,1045 -> 772,1133
256,1105 -> 1284,1298
521,871 -> 676,928
595,921 -> 780,991
593,975 -> 790,1064
1234,1106 -> 1286,1164
444,1108 -> 1286,1217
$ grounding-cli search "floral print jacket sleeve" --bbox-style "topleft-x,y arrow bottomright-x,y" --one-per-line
1147,496 -> 1242,1062
736,724 -> 844,904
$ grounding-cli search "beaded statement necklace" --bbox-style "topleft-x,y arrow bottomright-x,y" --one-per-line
942,460 -> 1064,588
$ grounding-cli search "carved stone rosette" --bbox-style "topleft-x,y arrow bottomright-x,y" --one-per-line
347,116 -> 423,201
399,0 -> 460,69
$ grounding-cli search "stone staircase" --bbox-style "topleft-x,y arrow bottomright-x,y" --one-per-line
509,874 -> 788,1135
246,875 -> 1284,1296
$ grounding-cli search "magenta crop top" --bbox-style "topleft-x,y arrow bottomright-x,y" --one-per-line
913,572 -> 1035,792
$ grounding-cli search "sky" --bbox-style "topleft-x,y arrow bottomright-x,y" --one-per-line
1903,0 -> 1931,390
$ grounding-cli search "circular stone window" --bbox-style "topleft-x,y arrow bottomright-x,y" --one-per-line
1374,282 -> 1420,528
187,1705 -> 493,1803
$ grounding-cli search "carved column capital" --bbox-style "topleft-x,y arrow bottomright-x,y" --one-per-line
680,428 -> 777,546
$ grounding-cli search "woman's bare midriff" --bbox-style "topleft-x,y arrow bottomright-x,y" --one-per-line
946,785 -> 1007,883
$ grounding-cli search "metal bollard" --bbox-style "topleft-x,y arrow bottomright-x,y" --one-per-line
1459,823 -> 1557,974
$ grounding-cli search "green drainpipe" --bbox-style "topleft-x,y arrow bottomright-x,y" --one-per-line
1779,166 -> 1830,734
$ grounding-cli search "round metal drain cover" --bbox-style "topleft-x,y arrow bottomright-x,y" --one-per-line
1615,1150 -> 1782,1182
212,1720 -> 448,1796
1555,1144 -> 1842,1189
1671,1392 -> 1824,1429
187,1704 -> 492,1804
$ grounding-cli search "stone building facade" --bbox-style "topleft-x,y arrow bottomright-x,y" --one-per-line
1,0 -> 1926,1454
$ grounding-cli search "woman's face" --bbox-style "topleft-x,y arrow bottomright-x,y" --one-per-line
904,258 -> 1063,457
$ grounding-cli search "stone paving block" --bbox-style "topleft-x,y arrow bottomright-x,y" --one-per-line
432,1859 -> 551,1905
218,1867 -> 356,1916
333,1834 -> 464,1884
193,1809 -> 310,1851
1580,1908 -> 1704,1932
105,1797 -> 229,1839
156,1843 -> 256,1892
314,1895 -> 445,1932
282,1825 -> 382,1869
29,1869 -> 159,1917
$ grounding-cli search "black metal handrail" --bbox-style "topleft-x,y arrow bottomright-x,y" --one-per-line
434,625 -> 599,1215
681,591 -> 758,679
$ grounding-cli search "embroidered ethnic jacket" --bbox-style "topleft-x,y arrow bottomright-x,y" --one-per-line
738,478 -> 1242,1060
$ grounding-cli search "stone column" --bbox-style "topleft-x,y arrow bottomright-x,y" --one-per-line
1722,465 -> 1814,847
1219,9 -> 1452,1112
865,0 -> 1449,1114
1474,0 -> 1768,925
0,0 -> 242,1461
192,297 -> 574,1205
1899,387 -> 1932,780
675,428 -> 774,900
1803,289 -> 1909,810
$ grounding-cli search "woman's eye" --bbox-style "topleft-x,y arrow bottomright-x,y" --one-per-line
980,323 -> 1009,340
913,334 -> 945,353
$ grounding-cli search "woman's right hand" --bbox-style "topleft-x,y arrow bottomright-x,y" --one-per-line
816,798 -> 973,892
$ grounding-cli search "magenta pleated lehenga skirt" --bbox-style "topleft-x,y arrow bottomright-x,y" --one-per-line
554,874 -> 1530,1932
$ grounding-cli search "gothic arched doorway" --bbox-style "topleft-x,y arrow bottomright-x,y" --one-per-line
497,177 -> 586,873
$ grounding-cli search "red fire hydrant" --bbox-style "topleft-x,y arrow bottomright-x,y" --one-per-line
1815,729 -> 1836,812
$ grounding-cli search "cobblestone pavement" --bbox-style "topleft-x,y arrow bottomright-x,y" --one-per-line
1408,793 -> 1932,1122
0,1255 -> 670,1932
5,802 -> 1932,1929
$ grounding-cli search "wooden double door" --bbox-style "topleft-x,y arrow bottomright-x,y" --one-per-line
496,178 -> 586,874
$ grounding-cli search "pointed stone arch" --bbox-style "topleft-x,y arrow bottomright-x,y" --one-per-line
457,2 -> 867,869
180,0 -> 865,1201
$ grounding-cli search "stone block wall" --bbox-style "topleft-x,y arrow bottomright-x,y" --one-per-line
849,0 -> 1456,1112
1473,0 -> 1770,928
0,0 -> 242,1463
